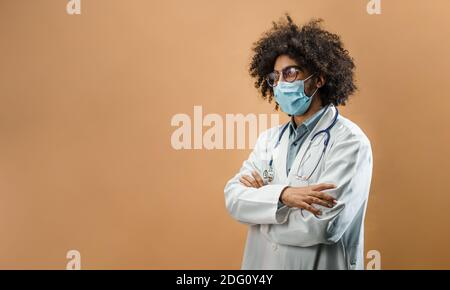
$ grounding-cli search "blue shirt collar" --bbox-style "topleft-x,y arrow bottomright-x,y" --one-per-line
289,106 -> 326,136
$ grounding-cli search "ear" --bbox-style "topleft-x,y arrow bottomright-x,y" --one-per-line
316,74 -> 326,88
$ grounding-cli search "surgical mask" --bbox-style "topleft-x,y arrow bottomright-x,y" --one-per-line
274,74 -> 318,116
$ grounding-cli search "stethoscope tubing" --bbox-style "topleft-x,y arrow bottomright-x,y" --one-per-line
267,106 -> 339,178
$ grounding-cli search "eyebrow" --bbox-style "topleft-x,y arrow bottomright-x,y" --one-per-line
274,65 -> 303,73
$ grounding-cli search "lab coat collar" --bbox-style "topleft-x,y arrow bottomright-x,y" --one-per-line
272,104 -> 337,183
287,104 -> 337,180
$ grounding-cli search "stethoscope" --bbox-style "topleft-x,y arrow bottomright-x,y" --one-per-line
262,106 -> 339,183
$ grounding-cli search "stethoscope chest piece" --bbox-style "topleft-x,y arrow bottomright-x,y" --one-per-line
263,167 -> 274,183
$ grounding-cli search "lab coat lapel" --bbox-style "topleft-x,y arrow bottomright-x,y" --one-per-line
272,124 -> 290,183
287,105 -> 336,180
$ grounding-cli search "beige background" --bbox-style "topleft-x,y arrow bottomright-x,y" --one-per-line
0,0 -> 449,269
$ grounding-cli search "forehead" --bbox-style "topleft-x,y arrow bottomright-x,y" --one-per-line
274,55 -> 299,71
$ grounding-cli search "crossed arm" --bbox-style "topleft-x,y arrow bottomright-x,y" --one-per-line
240,171 -> 337,216
224,129 -> 372,246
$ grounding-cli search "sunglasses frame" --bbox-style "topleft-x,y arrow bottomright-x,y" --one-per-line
266,65 -> 303,87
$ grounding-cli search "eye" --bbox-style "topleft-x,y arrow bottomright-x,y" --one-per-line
285,68 -> 296,77
283,67 -> 299,82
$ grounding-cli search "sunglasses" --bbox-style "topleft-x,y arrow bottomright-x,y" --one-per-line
266,66 -> 303,87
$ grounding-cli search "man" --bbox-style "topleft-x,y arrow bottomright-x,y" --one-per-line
224,15 -> 373,270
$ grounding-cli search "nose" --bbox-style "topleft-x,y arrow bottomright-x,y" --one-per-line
278,70 -> 285,82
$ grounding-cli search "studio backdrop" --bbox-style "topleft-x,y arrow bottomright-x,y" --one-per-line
0,0 -> 449,269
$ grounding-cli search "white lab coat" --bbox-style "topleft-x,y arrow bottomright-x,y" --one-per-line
224,105 -> 373,270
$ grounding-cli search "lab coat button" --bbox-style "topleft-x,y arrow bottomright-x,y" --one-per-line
272,243 -> 278,251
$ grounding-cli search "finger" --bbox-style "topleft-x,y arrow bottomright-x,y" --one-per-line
311,183 -> 336,191
241,175 -> 255,187
251,171 -> 264,187
251,171 -> 265,187
311,191 -> 337,203
242,175 -> 258,188
239,177 -> 253,187
307,196 -> 334,208
299,202 -> 322,216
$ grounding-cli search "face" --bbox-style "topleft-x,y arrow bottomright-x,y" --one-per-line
271,55 -> 323,97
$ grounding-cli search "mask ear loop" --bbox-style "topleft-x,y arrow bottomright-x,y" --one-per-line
303,73 -> 316,82
304,73 -> 320,98
308,87 -> 319,98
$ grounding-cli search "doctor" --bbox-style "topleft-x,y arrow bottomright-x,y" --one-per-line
224,16 -> 373,270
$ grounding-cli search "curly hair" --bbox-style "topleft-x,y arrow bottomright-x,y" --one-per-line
249,14 -> 356,107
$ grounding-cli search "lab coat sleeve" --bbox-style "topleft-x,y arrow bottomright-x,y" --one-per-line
268,130 -> 373,247
224,130 -> 290,225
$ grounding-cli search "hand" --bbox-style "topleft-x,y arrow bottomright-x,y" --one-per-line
280,183 -> 337,216
239,171 -> 265,188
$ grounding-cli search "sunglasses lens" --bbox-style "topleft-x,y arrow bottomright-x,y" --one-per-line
266,72 -> 279,87
283,67 -> 298,83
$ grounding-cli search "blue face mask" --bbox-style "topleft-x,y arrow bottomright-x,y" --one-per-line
274,74 -> 318,116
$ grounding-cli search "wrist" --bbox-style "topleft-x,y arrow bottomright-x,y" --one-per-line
280,186 -> 291,204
